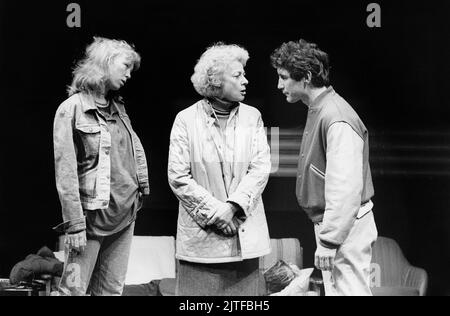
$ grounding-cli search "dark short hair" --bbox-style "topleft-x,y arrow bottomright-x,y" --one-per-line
270,39 -> 330,87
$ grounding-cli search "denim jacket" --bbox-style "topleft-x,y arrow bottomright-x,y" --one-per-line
53,93 -> 149,233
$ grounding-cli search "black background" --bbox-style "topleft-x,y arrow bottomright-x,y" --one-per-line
1,0 -> 449,295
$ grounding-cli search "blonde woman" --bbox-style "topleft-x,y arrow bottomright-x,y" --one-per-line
168,43 -> 271,296
53,37 -> 149,296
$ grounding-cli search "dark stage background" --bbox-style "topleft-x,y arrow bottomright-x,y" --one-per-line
1,0 -> 449,295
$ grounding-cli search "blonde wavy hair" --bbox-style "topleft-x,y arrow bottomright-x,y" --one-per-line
191,43 -> 249,98
67,37 -> 141,97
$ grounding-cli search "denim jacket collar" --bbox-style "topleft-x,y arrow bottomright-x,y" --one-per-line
78,93 -> 126,116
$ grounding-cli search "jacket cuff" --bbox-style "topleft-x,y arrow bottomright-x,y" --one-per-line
192,212 -> 209,229
227,194 -> 249,216
191,202 -> 211,229
227,201 -> 246,218
53,216 -> 86,234
319,239 -> 340,249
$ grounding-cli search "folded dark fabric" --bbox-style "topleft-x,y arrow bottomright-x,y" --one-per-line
36,246 -> 56,259
122,280 -> 162,296
9,246 -> 63,285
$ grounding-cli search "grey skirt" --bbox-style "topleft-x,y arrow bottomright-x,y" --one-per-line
176,258 -> 266,296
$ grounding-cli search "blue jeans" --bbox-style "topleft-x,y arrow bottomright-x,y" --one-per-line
58,222 -> 135,296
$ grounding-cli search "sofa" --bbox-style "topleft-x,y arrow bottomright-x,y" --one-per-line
122,237 -> 303,296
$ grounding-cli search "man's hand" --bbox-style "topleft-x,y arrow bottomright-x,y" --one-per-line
314,243 -> 337,271
65,230 -> 87,253
207,203 -> 239,236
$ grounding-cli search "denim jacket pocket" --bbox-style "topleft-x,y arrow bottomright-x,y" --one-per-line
76,124 -> 101,160
79,168 -> 97,198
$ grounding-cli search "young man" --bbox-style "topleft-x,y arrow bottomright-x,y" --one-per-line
271,39 -> 377,296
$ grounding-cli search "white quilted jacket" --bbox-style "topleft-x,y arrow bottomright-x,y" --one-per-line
168,100 -> 271,263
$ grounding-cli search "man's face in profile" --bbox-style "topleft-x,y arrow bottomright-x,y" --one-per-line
276,68 -> 307,104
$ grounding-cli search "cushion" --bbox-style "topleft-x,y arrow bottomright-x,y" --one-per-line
125,236 -> 176,285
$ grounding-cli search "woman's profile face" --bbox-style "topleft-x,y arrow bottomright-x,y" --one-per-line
107,54 -> 133,91
220,60 -> 248,102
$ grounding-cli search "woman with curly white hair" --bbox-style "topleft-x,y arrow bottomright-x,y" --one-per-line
53,37 -> 149,295
168,43 -> 272,296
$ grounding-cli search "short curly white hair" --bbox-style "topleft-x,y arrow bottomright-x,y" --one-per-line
191,43 -> 249,98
